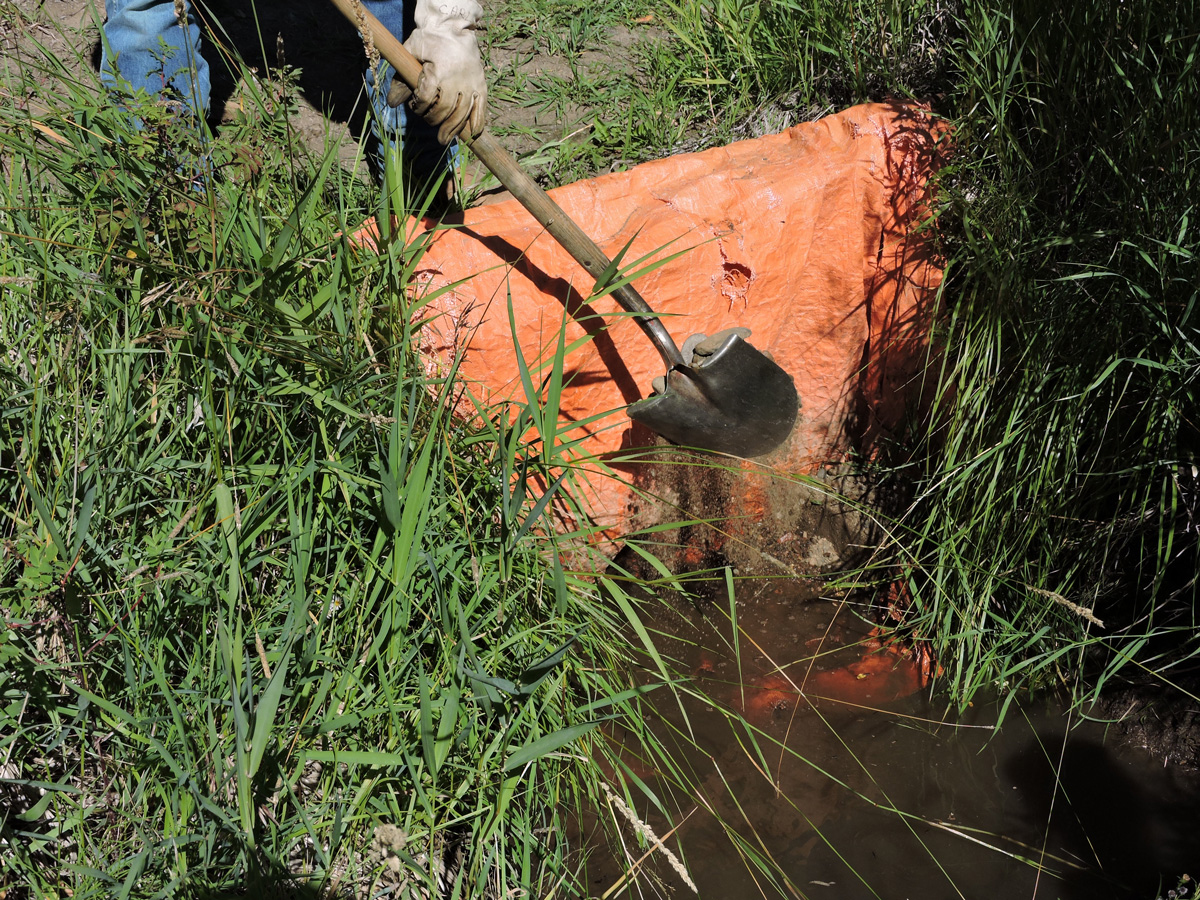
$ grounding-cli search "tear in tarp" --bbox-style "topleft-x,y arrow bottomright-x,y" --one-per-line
355,102 -> 947,543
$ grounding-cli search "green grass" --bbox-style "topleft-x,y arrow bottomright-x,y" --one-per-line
483,0 -> 960,179
0,22 -> 713,897
646,0 -> 957,150
4,0 -> 1199,894
621,0 -> 1199,711
896,0 -> 1200,708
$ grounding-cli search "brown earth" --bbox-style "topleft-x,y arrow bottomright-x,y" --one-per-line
3,0 -> 657,184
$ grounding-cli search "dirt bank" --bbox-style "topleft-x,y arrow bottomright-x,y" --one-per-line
5,0 -> 658,183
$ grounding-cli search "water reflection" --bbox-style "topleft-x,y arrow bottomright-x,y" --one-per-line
1005,733 -> 1200,899
598,580 -> 1200,899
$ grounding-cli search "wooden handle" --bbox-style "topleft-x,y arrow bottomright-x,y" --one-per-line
329,0 -> 685,369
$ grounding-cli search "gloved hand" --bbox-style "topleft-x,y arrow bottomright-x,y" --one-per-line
651,328 -> 753,394
387,0 -> 487,145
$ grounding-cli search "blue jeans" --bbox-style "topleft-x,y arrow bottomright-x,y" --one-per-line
362,1 -> 447,176
100,0 -> 210,118
100,0 -> 447,173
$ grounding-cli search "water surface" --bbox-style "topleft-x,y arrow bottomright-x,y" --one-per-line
600,581 -> 1200,899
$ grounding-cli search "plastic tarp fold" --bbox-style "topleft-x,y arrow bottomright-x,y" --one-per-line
362,102 -> 946,538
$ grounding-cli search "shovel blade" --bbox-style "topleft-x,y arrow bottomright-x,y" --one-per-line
628,334 -> 800,458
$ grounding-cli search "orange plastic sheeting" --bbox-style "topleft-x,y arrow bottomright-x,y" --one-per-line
384,102 -> 945,534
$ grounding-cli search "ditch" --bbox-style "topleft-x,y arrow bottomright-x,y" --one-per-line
594,579 -> 1200,899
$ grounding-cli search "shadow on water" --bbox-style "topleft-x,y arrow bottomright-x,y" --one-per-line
594,578 -> 1200,900
1004,733 -> 1200,899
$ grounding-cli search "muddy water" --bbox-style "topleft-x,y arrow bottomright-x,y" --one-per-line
604,581 -> 1200,900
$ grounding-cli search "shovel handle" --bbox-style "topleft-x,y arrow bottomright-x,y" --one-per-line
330,0 -> 687,370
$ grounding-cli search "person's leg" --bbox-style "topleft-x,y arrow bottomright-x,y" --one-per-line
101,0 -> 210,120
362,0 -> 453,184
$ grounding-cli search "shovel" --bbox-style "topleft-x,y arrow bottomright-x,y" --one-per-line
330,0 -> 799,458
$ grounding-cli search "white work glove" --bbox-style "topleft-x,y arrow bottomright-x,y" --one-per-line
387,0 -> 487,145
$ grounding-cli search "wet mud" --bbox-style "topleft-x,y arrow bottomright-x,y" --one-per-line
616,449 -> 889,580
591,578 -> 1200,900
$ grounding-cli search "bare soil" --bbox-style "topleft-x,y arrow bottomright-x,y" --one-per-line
4,0 -> 653,182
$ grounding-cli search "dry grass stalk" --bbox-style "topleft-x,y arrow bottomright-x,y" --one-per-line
1030,587 -> 1105,628
600,782 -> 697,894
348,0 -> 381,70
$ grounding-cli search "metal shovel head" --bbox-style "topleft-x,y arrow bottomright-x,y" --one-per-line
628,333 -> 800,458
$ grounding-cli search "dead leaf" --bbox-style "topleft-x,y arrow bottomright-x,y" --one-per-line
31,120 -> 70,145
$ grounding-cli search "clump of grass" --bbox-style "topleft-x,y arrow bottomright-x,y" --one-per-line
654,0 -> 959,147
641,0 -> 1199,712
0,24 -> 701,897
892,0 -> 1200,708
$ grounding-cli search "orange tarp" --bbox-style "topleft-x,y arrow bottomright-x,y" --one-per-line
375,102 -> 946,538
